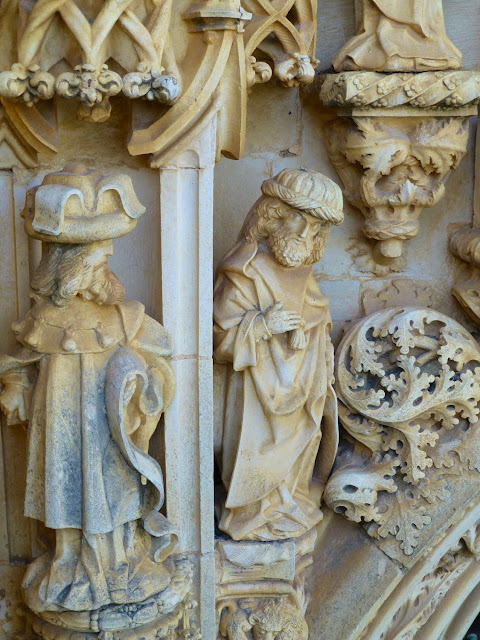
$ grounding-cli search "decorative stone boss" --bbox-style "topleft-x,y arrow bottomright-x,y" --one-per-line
214,169 -> 344,542
0,166 -> 190,638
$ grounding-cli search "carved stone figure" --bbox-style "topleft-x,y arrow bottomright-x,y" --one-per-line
214,169 -> 343,542
333,0 -> 462,72
0,165 -> 193,638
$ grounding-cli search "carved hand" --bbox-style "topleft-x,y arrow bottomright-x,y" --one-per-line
289,328 -> 307,350
264,302 -> 304,335
0,384 -> 28,425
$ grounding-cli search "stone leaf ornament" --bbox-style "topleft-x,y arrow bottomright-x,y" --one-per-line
325,117 -> 469,260
219,597 -> 308,640
326,307 -> 480,556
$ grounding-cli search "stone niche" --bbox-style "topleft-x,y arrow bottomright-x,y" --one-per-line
0,1 -> 480,640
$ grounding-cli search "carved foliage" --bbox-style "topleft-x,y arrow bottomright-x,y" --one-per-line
326,307 -> 480,555
325,117 -> 469,259
219,597 -> 308,640
320,71 -> 480,110
242,0 -> 318,87
378,554 -> 472,640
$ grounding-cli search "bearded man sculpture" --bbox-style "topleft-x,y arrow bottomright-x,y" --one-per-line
214,169 -> 344,542
0,165 -> 192,638
334,0 -> 462,72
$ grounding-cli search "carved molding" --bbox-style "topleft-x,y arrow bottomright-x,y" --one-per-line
326,307 -> 480,556
324,116 -> 469,260
0,110 -> 37,168
320,71 -> 480,112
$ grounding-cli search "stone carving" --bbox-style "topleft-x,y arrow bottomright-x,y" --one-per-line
378,553 -> 472,640
326,307 -> 480,555
333,1 -> 462,72
242,0 -> 318,88
0,0 -> 179,122
0,110 -> 37,168
0,0 -> 317,160
0,63 -> 55,107
214,169 -> 343,542
218,596 -> 308,640
325,116 -> 469,259
0,165 -> 194,639
56,64 -> 124,124
320,71 -> 480,111
449,224 -> 480,325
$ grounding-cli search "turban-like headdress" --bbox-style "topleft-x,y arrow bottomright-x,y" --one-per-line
261,168 -> 344,225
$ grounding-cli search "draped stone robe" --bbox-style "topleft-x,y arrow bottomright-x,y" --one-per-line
0,296 -> 176,612
334,0 -> 462,71
213,240 -> 338,542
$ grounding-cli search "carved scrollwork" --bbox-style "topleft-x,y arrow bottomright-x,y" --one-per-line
326,307 -> 480,556
122,63 -> 180,104
246,56 -> 273,89
56,64 -> 123,123
378,554 -> 472,640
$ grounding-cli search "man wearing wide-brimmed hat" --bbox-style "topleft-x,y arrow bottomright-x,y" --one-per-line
214,168 -> 344,542
0,165 -> 184,627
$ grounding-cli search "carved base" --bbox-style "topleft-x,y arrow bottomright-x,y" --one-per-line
26,607 -> 183,640
215,535 -> 316,639
22,557 -> 197,640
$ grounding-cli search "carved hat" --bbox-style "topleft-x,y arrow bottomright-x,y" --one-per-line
22,163 -> 146,243
261,168 -> 344,225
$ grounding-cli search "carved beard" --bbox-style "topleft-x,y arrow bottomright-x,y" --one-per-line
32,244 -> 125,307
268,228 -> 314,267
74,263 -> 125,306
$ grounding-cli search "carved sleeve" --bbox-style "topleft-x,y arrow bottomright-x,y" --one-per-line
213,272 -> 270,371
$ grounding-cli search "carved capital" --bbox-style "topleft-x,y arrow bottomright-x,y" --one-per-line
0,63 -> 54,106
184,1 -> 252,32
324,116 -> 469,259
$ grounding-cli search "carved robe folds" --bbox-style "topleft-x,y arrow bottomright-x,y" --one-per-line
214,241 -> 338,542
0,296 -> 176,612
334,0 -> 462,72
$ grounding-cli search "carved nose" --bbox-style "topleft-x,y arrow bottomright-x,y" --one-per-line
299,221 -> 309,238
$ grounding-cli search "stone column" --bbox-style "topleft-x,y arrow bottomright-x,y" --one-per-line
153,109 -> 217,640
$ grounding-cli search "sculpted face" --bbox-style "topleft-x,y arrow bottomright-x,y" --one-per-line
268,206 -> 328,267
